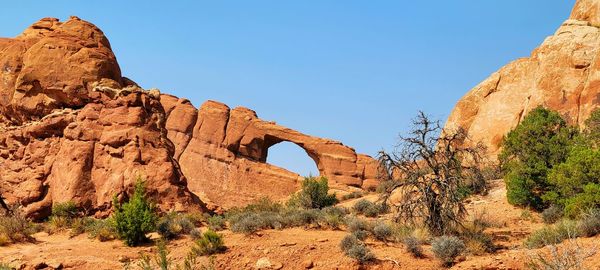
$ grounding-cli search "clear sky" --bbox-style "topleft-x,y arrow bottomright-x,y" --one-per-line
1,1 -> 577,176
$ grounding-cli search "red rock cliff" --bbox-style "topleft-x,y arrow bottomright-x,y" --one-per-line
0,17 -> 201,219
0,17 -> 378,217
446,0 -> 600,158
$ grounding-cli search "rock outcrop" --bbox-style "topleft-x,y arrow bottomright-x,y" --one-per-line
1,16 -> 378,217
0,17 -> 201,219
161,96 -> 379,209
446,0 -> 600,158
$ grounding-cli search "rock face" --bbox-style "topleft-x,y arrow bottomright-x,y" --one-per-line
161,96 -> 379,209
0,17 -> 201,219
446,0 -> 600,158
1,17 -> 378,217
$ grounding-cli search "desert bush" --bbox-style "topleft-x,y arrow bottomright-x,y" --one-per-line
542,205 -> 564,224
339,234 -> 374,264
341,191 -> 363,201
378,112 -> 488,236
500,107 -> 577,209
227,198 -> 348,234
0,263 -> 12,270
51,201 -> 79,218
157,213 -> 184,240
282,208 -> 324,227
113,179 -> 157,246
190,228 -> 202,240
86,218 -> 117,242
347,244 -> 375,264
136,240 -> 210,270
352,199 -> 373,213
340,234 -> 360,251
577,208 -> 600,237
352,199 -> 387,218
229,212 -> 280,234
192,230 -> 225,256
459,215 -> 495,255
527,238 -> 597,270
403,235 -> 424,258
288,177 -> 338,209
321,206 -> 348,230
0,209 -> 36,244
46,216 -> 70,233
45,201 -> 82,233
432,236 -> 466,267
68,217 -> 95,238
352,230 -> 369,241
346,216 -> 370,233
525,220 -> 580,249
372,222 -> 393,242
207,215 -> 225,231
544,146 -> 600,218
156,212 -> 195,240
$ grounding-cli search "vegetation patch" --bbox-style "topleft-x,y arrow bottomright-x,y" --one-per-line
431,236 -> 466,267
113,179 -> 157,246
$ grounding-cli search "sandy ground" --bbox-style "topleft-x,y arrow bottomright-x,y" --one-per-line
2,180 -> 600,270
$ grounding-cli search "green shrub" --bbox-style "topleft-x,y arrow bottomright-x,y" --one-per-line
545,146 -> 600,218
525,220 -> 580,249
86,218 -> 117,242
322,206 -> 348,230
68,217 -> 95,238
51,201 -> 79,218
352,199 -> 387,217
352,199 -> 373,213
541,205 -> 563,224
346,244 -> 375,264
341,191 -> 363,201
345,216 -> 370,233
340,234 -> 360,252
372,222 -> 393,242
113,179 -> 157,246
577,208 -> 600,237
500,107 -> 576,209
0,210 -> 36,244
339,234 -> 374,264
352,230 -> 369,241
227,198 -> 348,234
192,230 -> 225,256
431,236 -> 466,267
157,212 -> 195,240
288,177 -> 337,209
459,217 -> 495,255
207,215 -> 226,231
584,108 -> 600,146
403,235 -> 424,258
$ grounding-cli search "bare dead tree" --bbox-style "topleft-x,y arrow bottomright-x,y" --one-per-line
377,111 -> 488,236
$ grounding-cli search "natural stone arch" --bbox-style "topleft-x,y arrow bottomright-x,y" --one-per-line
161,97 -> 380,210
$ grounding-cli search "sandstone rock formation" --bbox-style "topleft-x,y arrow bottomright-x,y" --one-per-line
0,16 -> 378,217
0,17 -> 201,219
161,96 -> 379,209
446,0 -> 600,158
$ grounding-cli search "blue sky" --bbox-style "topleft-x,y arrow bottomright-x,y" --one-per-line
1,1 -> 576,176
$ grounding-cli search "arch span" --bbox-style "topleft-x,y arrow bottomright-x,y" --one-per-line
161,97 -> 380,209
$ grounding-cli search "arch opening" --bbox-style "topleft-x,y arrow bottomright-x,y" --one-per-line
265,141 -> 320,177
